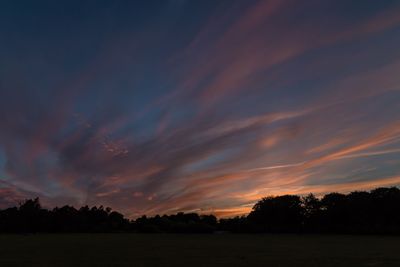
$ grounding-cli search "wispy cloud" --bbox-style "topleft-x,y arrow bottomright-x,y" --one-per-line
0,0 -> 400,217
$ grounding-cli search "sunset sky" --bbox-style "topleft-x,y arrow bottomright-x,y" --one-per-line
1,0 -> 400,218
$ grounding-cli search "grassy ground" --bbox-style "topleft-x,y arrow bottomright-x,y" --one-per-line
0,234 -> 399,266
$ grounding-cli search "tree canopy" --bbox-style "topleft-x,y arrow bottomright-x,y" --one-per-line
1,187 -> 400,234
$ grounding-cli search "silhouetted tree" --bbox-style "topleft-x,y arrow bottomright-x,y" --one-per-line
320,192 -> 347,232
218,216 -> 249,233
369,187 -> 400,233
345,191 -> 372,233
18,198 -> 44,233
248,195 -> 304,232
302,193 -> 322,232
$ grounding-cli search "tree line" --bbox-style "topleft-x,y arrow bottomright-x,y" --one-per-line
1,187 -> 400,234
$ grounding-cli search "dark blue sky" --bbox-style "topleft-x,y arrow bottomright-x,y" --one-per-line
1,0 -> 400,217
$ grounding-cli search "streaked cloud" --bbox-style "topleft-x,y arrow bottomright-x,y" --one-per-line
0,0 -> 399,218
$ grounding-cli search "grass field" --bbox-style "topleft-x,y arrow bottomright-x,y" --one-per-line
0,234 -> 399,266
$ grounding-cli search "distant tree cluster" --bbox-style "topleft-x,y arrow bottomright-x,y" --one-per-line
1,187 -> 400,234
0,198 -> 129,233
134,213 -> 217,233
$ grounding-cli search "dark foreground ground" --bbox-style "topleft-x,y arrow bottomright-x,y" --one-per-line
0,234 -> 399,267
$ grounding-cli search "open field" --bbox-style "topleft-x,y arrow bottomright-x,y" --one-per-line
0,234 -> 399,267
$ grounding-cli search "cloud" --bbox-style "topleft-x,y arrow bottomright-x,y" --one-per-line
1,1 -> 400,217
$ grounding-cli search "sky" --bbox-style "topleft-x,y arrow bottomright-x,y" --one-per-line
0,0 -> 400,218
